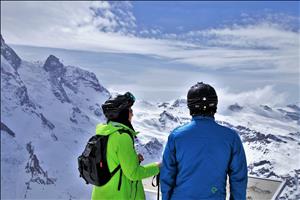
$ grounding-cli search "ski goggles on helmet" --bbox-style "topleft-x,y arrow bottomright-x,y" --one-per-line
124,92 -> 135,106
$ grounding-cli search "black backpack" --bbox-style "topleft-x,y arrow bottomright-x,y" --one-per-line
78,128 -> 133,190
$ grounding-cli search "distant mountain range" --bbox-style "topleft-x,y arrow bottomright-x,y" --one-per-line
1,35 -> 299,199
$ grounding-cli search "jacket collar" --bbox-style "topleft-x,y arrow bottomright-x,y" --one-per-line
109,121 -> 139,136
96,121 -> 139,136
192,115 -> 215,121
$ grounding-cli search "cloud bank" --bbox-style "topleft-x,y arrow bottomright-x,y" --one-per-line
1,1 -> 299,75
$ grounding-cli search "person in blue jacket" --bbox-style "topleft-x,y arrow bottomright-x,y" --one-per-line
161,82 -> 248,200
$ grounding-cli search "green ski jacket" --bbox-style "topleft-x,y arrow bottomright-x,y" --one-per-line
91,121 -> 160,200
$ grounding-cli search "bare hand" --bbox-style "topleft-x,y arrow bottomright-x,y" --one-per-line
138,154 -> 144,162
156,162 -> 162,168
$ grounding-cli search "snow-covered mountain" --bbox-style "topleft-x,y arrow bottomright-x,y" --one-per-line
1,35 -> 299,199
1,35 -> 110,199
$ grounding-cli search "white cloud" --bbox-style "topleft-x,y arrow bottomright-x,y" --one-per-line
1,1 -> 299,75
193,23 -> 298,49
217,85 -> 287,113
87,1 -> 136,34
164,22 -> 299,73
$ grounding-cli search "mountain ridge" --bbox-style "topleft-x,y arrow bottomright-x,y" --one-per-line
1,36 -> 110,199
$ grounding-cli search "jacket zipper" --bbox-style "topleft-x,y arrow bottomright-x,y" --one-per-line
133,181 -> 138,200
130,181 -> 133,198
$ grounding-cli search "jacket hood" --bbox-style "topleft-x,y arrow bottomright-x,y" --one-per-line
96,121 -> 139,136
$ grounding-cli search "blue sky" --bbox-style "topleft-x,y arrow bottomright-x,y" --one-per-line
1,1 -> 299,104
133,1 -> 299,33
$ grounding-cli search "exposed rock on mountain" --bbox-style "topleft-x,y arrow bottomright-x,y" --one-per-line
234,125 -> 286,144
228,103 -> 243,112
143,138 -> 163,156
287,104 -> 300,112
172,99 -> 187,107
43,55 -> 65,73
43,55 -> 70,103
1,45 -> 36,110
158,102 -> 169,108
135,138 -> 164,161
37,113 -> 55,130
63,65 -> 108,94
1,122 -> 16,137
1,34 -> 21,70
24,142 -> 56,198
159,110 -> 179,124
261,105 -> 272,111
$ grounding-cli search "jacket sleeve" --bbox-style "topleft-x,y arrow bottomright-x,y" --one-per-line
161,133 -> 177,200
117,133 -> 160,181
229,132 -> 248,200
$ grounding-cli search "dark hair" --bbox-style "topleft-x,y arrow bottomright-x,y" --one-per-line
108,108 -> 135,131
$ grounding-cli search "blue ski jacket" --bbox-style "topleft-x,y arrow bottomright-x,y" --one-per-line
161,116 -> 248,200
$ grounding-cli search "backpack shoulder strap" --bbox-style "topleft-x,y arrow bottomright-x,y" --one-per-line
118,128 -> 134,142
110,124 -> 135,143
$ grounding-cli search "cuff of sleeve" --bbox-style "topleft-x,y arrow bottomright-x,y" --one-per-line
143,162 -> 160,177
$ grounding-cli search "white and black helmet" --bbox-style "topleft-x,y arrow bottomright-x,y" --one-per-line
102,92 -> 135,120
187,82 -> 218,116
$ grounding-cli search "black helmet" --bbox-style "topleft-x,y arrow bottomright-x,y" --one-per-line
102,92 -> 135,120
187,82 -> 218,116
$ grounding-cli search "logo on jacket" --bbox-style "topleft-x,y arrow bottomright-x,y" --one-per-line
211,186 -> 218,194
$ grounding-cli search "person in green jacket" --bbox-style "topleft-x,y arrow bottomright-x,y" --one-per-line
92,92 -> 160,200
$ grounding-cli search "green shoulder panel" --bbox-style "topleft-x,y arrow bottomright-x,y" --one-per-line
95,122 -> 139,136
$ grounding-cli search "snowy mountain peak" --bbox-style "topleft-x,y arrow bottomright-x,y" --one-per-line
1,35 -> 21,70
287,104 -> 300,112
1,37 -> 36,109
172,98 -> 187,107
260,105 -> 272,111
1,41 -> 112,199
228,103 -> 243,112
43,55 -> 64,73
